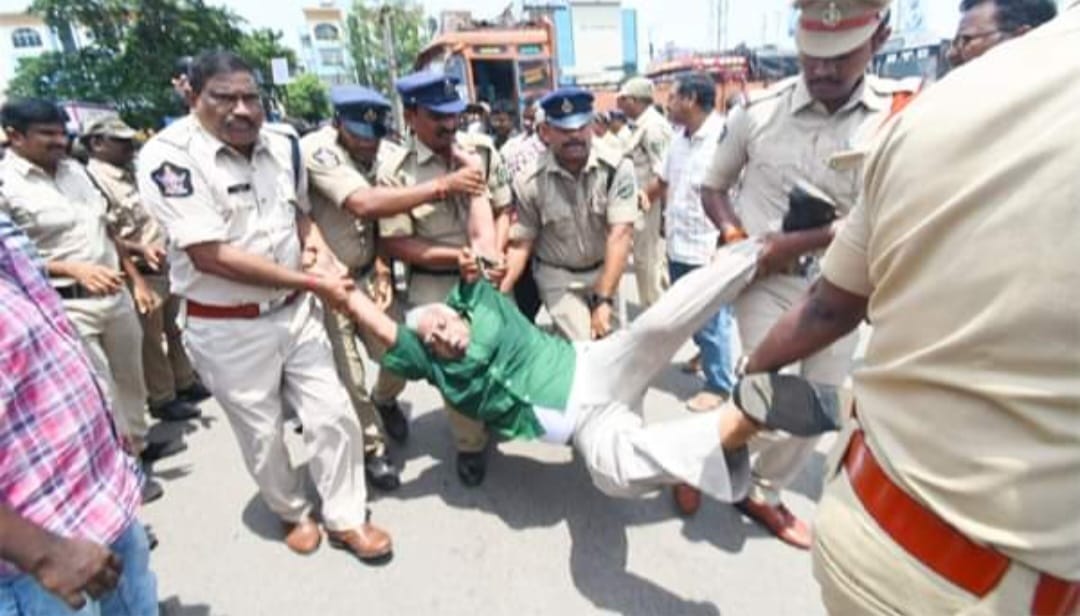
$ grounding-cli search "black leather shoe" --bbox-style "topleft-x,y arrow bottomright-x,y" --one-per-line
176,381 -> 212,404
140,438 -> 186,464
364,454 -> 401,492
376,401 -> 409,444
456,451 -> 487,487
149,398 -> 202,422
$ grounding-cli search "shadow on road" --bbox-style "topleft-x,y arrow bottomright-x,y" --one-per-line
159,595 -> 212,616
384,411 -> 735,615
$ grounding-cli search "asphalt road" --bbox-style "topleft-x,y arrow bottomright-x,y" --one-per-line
143,279 -> 833,616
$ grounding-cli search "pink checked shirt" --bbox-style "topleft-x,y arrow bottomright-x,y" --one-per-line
0,213 -> 140,576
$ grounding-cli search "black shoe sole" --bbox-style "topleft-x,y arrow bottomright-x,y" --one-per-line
327,539 -> 394,565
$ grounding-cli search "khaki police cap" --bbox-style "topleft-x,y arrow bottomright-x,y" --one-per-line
617,77 -> 653,100
82,115 -> 137,139
795,0 -> 892,58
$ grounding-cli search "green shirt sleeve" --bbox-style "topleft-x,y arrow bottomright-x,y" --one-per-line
381,326 -> 433,380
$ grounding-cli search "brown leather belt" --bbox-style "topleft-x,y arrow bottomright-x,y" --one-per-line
844,430 -> 1079,614
186,291 -> 300,320
535,257 -> 603,274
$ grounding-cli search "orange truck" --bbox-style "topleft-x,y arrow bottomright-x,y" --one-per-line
414,19 -> 558,112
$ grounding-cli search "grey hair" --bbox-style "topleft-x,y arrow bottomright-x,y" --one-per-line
404,303 -> 455,332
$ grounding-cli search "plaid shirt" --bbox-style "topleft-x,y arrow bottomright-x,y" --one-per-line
661,112 -> 725,266
0,213 -> 140,577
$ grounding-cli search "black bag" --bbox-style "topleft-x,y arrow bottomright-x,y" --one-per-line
783,182 -> 837,232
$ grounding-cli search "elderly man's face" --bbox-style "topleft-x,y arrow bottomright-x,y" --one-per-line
417,304 -> 471,360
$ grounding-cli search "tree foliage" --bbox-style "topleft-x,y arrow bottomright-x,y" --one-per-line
284,73 -> 330,123
346,0 -> 431,95
8,0 -> 297,129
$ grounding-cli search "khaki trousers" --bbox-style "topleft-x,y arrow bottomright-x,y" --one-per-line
570,241 -> 760,500
533,261 -> 614,341
182,295 -> 368,530
65,290 -> 149,446
632,198 -> 666,308
407,271 -> 487,453
139,273 -> 196,406
813,436 -> 1044,615
734,273 -> 858,505
322,275 -> 406,457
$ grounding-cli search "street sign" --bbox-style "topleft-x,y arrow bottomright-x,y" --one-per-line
270,57 -> 291,85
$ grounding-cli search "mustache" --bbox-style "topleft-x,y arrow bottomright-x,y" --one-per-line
435,126 -> 455,138
225,118 -> 256,130
808,77 -> 842,87
563,139 -> 587,148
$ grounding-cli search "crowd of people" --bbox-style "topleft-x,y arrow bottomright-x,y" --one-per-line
1,0 -> 1076,614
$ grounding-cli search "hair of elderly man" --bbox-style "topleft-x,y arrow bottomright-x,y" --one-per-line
404,303 -> 458,332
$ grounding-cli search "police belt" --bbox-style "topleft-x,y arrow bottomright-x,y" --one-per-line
535,257 -> 603,274
410,265 -> 458,277
186,291 -> 301,320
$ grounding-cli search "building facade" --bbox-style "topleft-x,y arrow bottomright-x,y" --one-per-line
299,3 -> 355,87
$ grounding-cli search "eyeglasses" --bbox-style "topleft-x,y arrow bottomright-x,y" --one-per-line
951,30 -> 1003,49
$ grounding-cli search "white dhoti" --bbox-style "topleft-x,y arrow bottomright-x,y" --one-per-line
561,241 -> 760,501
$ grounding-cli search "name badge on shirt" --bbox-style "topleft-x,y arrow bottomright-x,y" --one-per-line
227,183 -> 252,194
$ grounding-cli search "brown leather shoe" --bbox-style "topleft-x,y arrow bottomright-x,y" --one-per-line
686,389 -> 729,413
327,523 -> 393,563
736,498 -> 812,550
672,483 -> 702,516
283,518 -> 322,555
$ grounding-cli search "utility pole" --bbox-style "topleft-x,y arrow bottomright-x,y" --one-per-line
380,4 -> 404,132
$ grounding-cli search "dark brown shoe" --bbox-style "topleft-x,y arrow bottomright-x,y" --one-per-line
283,518 -> 322,555
327,523 -> 393,563
672,483 -> 702,516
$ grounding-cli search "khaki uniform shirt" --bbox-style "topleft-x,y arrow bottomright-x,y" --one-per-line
136,116 -> 310,306
822,5 -> 1080,578
703,75 -> 903,236
614,126 -> 633,151
510,144 -> 638,269
625,106 -> 672,189
594,132 -> 624,156
378,132 -> 512,255
0,152 -> 119,283
302,125 -> 402,271
86,158 -> 165,249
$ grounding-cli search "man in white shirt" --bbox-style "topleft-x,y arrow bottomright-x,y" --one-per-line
647,72 -> 735,414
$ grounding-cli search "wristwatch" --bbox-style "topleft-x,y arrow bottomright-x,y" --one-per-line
719,224 -> 749,246
587,292 -> 615,310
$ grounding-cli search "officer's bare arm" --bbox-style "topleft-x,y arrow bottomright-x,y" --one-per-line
644,177 -> 666,205
344,288 -> 398,349
186,242 -> 321,293
380,237 -> 461,269
466,191 -> 498,259
744,277 -> 867,374
494,208 -> 510,253
701,187 -> 744,236
343,168 -> 480,220
594,223 -> 633,297
500,239 -> 533,293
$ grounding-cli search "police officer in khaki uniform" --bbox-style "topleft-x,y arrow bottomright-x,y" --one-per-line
379,71 -> 513,487
742,4 -> 1080,611
137,51 -> 391,561
83,115 -> 208,425
502,89 -> 637,341
0,99 -> 182,469
617,77 -> 672,308
698,0 -> 911,549
303,84 -> 487,490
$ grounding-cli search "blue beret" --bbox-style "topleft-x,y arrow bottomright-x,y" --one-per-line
394,71 -> 466,115
330,85 -> 391,139
540,87 -> 595,130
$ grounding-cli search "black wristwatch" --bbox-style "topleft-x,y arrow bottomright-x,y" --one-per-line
587,292 -> 615,310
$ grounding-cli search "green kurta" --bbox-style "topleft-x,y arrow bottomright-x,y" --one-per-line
382,279 -> 576,440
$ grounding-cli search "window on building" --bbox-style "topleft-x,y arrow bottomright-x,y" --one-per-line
12,28 -> 43,49
313,23 -> 339,41
319,48 -> 344,67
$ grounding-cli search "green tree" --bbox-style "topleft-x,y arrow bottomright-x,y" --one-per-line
8,0 -> 298,128
284,73 -> 330,123
346,0 -> 430,95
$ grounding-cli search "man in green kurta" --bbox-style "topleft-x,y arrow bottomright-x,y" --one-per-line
340,235 -> 839,502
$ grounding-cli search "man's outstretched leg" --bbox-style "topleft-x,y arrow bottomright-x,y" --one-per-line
573,372 -> 840,503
